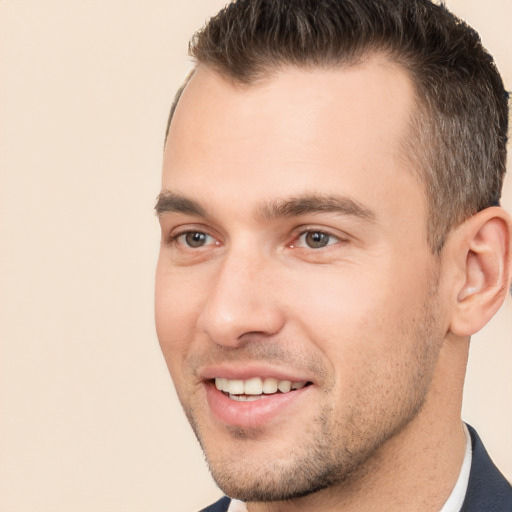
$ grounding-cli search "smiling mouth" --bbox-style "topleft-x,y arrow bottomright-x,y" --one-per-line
214,377 -> 312,402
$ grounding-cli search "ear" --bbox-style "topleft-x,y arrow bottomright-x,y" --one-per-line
448,207 -> 512,337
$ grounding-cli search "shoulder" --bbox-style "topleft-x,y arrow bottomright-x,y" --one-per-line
199,496 -> 231,512
461,425 -> 512,511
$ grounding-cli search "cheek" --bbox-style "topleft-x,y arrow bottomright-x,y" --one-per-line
155,265 -> 204,375
286,261 -> 431,374
288,265 -> 390,337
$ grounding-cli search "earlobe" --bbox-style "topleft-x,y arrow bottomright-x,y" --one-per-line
449,207 -> 512,337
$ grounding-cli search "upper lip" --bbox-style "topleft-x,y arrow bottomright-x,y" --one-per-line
199,363 -> 314,384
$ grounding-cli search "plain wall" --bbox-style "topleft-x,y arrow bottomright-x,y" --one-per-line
0,1 -> 510,511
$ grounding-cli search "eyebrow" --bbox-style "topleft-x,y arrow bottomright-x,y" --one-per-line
258,194 -> 376,222
155,191 -> 206,217
155,190 -> 376,223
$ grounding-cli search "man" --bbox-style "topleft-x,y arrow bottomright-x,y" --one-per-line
155,0 -> 512,510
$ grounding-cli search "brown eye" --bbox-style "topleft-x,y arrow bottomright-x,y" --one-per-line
184,231 -> 210,248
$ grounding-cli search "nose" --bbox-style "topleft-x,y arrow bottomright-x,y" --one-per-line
197,249 -> 286,347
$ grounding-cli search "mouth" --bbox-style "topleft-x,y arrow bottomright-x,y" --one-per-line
203,374 -> 314,428
214,377 -> 311,402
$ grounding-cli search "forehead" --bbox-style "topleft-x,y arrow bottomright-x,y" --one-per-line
162,58 -> 425,230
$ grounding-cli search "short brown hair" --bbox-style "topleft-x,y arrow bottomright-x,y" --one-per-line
166,0 -> 509,252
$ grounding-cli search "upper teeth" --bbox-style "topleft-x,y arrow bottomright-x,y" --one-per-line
215,377 -> 307,395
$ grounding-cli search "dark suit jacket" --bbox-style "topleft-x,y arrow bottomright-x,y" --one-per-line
200,425 -> 512,512
460,425 -> 512,511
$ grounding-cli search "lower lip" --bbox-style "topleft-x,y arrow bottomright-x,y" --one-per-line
204,381 -> 312,428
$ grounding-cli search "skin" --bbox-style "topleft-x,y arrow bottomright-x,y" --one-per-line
155,58 -> 508,511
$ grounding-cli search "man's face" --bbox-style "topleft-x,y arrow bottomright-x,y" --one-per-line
156,59 -> 449,501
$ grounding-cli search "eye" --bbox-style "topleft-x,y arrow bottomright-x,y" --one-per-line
176,231 -> 216,248
294,230 -> 340,249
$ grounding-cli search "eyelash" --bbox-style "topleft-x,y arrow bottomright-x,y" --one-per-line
169,230 -> 218,248
290,230 -> 341,249
168,227 -> 345,252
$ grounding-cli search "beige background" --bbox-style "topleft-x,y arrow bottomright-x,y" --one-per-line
0,1 -> 510,511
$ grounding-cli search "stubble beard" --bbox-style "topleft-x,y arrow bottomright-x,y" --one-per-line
189,389 -> 431,503
181,284 -> 443,503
